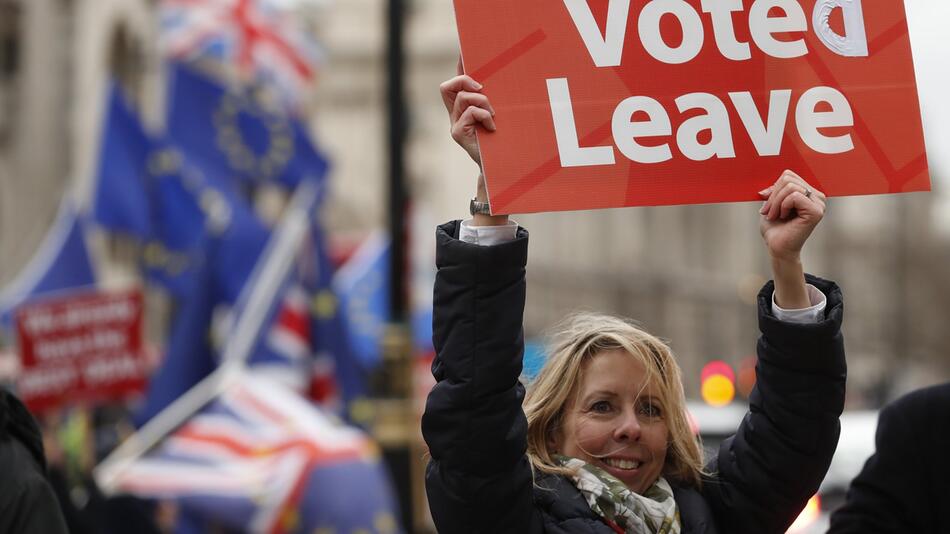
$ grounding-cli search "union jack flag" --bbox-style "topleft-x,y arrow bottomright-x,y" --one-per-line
249,284 -> 313,390
248,282 -> 341,409
160,0 -> 324,107
110,374 -> 397,533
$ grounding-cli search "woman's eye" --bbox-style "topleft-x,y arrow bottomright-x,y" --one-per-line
591,401 -> 612,413
638,402 -> 662,418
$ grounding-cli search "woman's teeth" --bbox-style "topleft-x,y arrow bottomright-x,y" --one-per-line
604,458 -> 640,470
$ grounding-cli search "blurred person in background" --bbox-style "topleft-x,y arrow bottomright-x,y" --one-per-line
42,406 -> 163,534
421,72 -> 847,534
828,382 -> 950,533
0,388 -> 68,533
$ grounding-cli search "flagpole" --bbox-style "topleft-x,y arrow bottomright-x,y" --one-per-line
386,0 -> 407,326
93,181 -> 320,494
379,0 -> 420,530
220,182 -> 320,368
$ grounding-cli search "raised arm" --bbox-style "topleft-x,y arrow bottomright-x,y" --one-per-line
440,63 -> 508,227
703,171 -> 846,533
759,170 -> 827,309
421,73 -> 541,533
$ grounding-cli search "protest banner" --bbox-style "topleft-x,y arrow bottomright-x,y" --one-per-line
453,0 -> 930,214
15,288 -> 148,413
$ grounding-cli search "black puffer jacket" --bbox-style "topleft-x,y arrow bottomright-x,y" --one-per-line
0,389 -> 68,533
422,221 -> 846,534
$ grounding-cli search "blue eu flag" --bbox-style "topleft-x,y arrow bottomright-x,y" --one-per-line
92,87 -> 269,301
332,233 -> 391,370
136,187 -> 271,425
305,222 -> 368,409
166,63 -> 330,191
140,150 -> 209,298
93,84 -> 152,239
134,250 -> 217,426
143,147 -> 270,303
91,85 -> 210,298
295,457 -> 404,533
0,199 -> 96,332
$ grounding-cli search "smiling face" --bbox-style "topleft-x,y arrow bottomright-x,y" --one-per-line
556,349 -> 670,494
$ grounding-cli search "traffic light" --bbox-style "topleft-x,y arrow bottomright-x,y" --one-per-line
700,360 -> 735,407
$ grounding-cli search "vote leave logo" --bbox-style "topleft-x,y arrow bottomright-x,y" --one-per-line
453,0 -> 930,214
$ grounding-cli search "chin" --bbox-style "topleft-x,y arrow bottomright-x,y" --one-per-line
623,477 -> 651,494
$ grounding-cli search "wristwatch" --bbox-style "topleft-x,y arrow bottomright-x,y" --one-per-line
469,197 -> 492,216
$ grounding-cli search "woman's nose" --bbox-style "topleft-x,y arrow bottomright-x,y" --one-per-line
613,411 -> 642,442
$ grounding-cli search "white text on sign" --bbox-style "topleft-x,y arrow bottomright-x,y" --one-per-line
550,0 -> 867,168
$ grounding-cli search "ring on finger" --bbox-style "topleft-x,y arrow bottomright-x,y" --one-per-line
804,188 -> 813,199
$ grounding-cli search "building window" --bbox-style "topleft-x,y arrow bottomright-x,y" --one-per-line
0,1 -> 21,146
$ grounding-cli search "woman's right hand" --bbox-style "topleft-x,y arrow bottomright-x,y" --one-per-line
440,66 -> 495,167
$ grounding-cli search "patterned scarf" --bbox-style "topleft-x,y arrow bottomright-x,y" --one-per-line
556,455 -> 681,534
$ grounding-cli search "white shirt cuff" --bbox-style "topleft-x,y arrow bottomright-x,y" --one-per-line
771,284 -> 827,324
459,218 -> 519,246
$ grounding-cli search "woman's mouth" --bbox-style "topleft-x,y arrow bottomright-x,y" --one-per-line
603,457 -> 641,470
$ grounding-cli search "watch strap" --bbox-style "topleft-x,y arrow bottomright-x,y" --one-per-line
469,197 -> 492,216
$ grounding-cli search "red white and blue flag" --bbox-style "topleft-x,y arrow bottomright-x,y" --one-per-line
110,374 -> 397,533
248,282 -> 341,409
106,183 -> 391,532
159,0 -> 323,107
249,284 -> 313,391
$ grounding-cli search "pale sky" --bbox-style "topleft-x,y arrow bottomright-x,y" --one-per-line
905,0 -> 950,231
906,0 -> 949,181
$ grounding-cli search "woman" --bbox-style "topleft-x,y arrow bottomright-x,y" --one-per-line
422,73 -> 846,534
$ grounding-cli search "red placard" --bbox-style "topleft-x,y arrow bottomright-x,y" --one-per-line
453,0 -> 930,214
15,288 -> 149,413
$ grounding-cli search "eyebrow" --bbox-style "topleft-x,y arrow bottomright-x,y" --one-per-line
582,390 -> 619,401
581,390 -> 661,403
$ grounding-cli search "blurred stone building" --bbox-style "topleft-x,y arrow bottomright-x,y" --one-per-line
1,0 -> 948,407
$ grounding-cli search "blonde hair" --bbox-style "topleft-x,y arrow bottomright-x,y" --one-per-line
523,311 -> 704,489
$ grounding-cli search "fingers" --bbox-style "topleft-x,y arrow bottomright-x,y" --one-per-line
451,105 -> 496,145
767,181 -> 809,220
758,170 -> 826,201
440,75 -> 483,115
759,170 -> 826,220
456,56 -> 464,76
451,91 -> 494,124
779,190 -> 825,221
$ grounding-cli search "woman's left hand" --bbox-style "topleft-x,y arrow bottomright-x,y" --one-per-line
758,170 -> 826,263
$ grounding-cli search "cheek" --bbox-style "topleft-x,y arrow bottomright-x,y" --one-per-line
644,423 -> 671,458
563,415 -> 616,455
